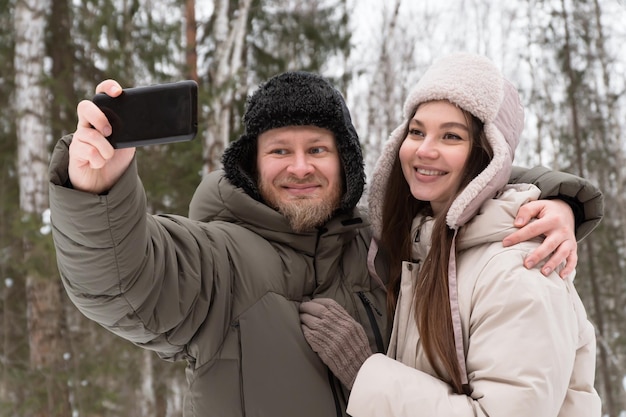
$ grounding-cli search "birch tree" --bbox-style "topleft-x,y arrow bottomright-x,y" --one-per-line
201,0 -> 252,174
0,0 -> 22,410
356,0 -> 406,179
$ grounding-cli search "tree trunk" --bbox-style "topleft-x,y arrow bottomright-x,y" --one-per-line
202,0 -> 252,175
185,0 -> 198,82
558,0 -> 616,414
362,0 -> 403,179
139,350 -> 156,417
47,0 -> 77,141
14,0 -> 70,416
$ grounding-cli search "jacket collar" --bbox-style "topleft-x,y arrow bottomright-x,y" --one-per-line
189,170 -> 368,255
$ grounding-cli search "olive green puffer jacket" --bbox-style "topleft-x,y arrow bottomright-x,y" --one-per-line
49,136 -> 388,417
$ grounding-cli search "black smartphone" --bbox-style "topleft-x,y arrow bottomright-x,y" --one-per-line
92,80 -> 198,148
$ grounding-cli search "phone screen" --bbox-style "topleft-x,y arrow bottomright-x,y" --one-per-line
93,80 -> 198,148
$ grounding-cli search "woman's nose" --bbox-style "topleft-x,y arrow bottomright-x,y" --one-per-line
415,136 -> 438,159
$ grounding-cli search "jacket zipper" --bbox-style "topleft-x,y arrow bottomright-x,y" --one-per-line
327,369 -> 343,417
233,321 -> 247,416
357,291 -> 385,353
326,293 -> 383,416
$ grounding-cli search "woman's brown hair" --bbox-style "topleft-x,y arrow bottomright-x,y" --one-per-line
380,102 -> 492,394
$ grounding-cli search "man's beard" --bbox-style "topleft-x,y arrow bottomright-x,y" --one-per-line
259,176 -> 342,232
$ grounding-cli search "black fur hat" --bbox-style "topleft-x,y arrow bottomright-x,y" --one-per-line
221,71 -> 365,213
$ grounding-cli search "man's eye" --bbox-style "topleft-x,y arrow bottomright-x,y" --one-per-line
310,147 -> 326,154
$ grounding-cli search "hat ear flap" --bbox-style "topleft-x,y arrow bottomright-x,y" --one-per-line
222,134 -> 262,203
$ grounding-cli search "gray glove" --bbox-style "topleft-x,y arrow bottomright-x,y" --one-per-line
299,298 -> 373,389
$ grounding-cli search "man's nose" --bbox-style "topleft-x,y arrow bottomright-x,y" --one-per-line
286,152 -> 314,177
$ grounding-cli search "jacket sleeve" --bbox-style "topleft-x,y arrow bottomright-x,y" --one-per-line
509,166 -> 603,241
347,248 -> 589,417
49,135 -> 229,361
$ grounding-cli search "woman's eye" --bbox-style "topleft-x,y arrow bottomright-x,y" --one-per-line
444,133 -> 463,141
271,149 -> 288,155
310,147 -> 325,154
408,129 -> 424,137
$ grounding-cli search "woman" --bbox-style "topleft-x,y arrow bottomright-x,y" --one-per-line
300,53 -> 601,416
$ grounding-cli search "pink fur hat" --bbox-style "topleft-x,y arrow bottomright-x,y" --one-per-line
368,53 -> 525,236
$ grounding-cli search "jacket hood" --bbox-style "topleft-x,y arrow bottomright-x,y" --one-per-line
221,71 -> 365,213
456,184 -> 541,250
412,184 -> 540,253
188,170 -> 368,254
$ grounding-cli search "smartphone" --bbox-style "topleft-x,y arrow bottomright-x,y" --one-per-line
93,80 -> 198,148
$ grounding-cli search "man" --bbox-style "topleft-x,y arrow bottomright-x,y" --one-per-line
49,72 -> 602,416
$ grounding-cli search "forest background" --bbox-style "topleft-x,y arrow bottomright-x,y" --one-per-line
2,0 -> 625,416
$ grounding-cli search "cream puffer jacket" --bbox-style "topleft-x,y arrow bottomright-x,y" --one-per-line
348,184 -> 601,417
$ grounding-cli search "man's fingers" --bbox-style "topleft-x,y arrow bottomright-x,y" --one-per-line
76,99 -> 112,137
73,125 -> 115,163
299,300 -> 328,317
78,79 -> 123,137
311,298 -> 341,309
95,79 -> 123,96
299,312 -> 320,329
523,231 -> 560,268
513,200 -> 543,226
524,235 -> 577,277
69,132 -> 108,169
299,298 -> 354,328
559,250 -> 578,278
504,198 -> 578,278
503,220 -> 545,247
